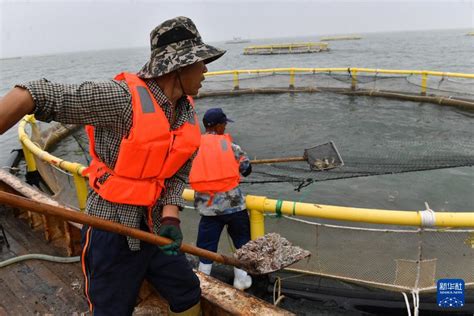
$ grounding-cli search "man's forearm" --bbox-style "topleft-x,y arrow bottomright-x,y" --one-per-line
162,204 -> 180,218
0,87 -> 35,134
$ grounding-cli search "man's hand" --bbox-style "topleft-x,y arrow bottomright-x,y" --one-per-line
158,216 -> 183,256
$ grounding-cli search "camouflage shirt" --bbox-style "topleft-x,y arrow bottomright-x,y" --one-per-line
194,132 -> 251,216
17,78 -> 196,250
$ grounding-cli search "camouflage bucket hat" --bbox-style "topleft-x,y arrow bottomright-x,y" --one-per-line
137,16 -> 226,79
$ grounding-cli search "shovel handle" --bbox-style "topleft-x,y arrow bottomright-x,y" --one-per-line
0,191 -> 249,270
250,156 -> 306,164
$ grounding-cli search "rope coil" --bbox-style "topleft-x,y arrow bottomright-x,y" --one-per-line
419,202 -> 436,227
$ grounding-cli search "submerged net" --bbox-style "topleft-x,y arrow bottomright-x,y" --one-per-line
200,70 -> 474,100
29,122 -> 87,209
263,215 -> 474,293
247,137 -> 474,190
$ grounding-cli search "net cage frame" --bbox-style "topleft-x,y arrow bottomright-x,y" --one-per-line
198,67 -> 474,112
15,67 -> 474,297
243,42 -> 329,55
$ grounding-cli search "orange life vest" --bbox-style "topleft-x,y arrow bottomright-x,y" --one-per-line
83,72 -> 201,206
189,133 -> 240,195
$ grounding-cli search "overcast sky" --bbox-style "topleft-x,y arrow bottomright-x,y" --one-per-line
0,0 -> 472,58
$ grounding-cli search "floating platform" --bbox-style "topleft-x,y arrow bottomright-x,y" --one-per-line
320,35 -> 362,41
243,42 -> 329,55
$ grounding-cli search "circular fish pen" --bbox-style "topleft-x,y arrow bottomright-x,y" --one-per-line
17,67 -> 474,314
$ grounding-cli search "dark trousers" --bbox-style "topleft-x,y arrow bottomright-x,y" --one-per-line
81,223 -> 201,316
197,210 -> 251,264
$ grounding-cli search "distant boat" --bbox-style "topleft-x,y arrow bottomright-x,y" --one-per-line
320,35 -> 362,41
0,56 -> 22,61
225,37 -> 251,44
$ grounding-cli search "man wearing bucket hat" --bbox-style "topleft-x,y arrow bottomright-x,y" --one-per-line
0,16 -> 225,315
189,108 -> 253,290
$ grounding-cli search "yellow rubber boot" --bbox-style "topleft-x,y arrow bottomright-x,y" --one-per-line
168,301 -> 201,316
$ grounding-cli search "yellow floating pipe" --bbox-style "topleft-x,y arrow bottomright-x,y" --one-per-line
19,121 -> 86,177
183,188 -> 195,202
18,116 -> 38,172
246,195 -> 474,228
206,68 -> 474,79
72,173 -> 88,212
289,69 -> 295,89
249,208 -> 265,240
183,190 -> 266,239
421,72 -> 428,95
20,143 -> 37,172
233,71 -> 239,90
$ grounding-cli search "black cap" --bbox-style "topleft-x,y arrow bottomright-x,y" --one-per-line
202,108 -> 234,127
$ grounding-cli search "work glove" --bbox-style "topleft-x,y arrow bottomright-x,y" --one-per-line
158,216 -> 183,256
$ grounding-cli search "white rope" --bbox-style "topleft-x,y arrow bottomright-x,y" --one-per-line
412,290 -> 420,316
401,292 -> 412,316
419,202 -> 436,227
272,276 -> 285,306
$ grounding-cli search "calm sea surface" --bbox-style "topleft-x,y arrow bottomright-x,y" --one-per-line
0,29 -> 473,212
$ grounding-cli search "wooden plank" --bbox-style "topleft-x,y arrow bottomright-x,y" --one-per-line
0,208 -> 88,314
0,261 -> 53,314
0,278 -> 31,315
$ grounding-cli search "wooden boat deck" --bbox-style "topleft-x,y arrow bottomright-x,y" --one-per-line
0,169 -> 294,315
0,204 -> 88,314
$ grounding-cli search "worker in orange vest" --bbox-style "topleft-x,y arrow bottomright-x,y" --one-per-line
189,108 -> 253,290
0,17 -> 225,316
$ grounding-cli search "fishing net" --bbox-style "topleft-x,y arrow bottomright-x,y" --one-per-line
198,69 -> 474,189
248,138 -> 474,190
28,122 -> 86,209
262,215 -> 474,293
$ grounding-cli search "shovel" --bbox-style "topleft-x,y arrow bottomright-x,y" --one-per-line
250,141 -> 344,171
0,190 -> 309,274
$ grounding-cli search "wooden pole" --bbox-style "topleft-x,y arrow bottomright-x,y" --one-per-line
0,191 -> 251,271
250,157 -> 306,164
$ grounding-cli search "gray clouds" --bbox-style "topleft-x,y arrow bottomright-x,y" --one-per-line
0,0 -> 472,58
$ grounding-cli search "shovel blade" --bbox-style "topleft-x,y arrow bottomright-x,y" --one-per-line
234,233 -> 311,275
